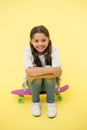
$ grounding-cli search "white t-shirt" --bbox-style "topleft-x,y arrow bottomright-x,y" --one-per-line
24,45 -> 61,70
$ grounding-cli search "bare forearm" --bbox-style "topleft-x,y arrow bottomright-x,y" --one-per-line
25,67 -> 62,78
26,67 -> 52,76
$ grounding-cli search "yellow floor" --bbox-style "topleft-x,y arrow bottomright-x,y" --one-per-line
0,80 -> 87,130
0,0 -> 87,130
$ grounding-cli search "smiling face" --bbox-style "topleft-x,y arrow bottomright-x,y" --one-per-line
30,33 -> 49,55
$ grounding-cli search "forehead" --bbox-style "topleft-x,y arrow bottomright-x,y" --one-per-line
32,33 -> 48,39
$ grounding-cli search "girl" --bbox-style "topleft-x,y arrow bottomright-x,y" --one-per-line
24,25 -> 62,118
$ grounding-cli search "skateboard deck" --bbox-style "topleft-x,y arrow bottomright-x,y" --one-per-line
11,85 -> 69,103
11,85 -> 69,96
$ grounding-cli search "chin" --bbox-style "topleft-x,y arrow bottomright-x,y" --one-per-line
37,49 -> 45,52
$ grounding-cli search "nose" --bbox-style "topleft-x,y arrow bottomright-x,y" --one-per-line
38,42 -> 43,46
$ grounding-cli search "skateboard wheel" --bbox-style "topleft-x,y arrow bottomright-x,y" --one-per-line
18,96 -> 24,103
57,93 -> 62,101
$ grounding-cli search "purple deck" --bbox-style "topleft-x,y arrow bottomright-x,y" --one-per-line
11,85 -> 69,96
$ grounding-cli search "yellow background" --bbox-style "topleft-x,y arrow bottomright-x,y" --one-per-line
0,0 -> 87,130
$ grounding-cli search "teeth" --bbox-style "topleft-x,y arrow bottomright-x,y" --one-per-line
38,47 -> 43,50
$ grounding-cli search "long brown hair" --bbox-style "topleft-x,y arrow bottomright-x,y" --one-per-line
30,25 -> 52,67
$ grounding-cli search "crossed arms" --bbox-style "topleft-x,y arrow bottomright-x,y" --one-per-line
25,67 -> 62,82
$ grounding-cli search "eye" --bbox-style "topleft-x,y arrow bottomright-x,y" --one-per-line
35,39 -> 39,42
42,39 -> 46,42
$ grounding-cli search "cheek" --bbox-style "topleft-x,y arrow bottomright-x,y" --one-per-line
32,44 -> 36,48
31,42 -> 36,47
46,42 -> 49,46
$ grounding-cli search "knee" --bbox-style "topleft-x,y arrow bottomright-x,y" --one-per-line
32,78 -> 42,86
44,78 -> 56,85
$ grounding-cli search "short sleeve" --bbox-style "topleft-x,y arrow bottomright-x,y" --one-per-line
24,47 -> 34,70
51,47 -> 61,67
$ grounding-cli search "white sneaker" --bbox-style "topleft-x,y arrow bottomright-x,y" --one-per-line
32,103 -> 41,116
47,103 -> 57,118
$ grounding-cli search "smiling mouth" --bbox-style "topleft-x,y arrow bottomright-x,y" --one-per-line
37,47 -> 45,50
